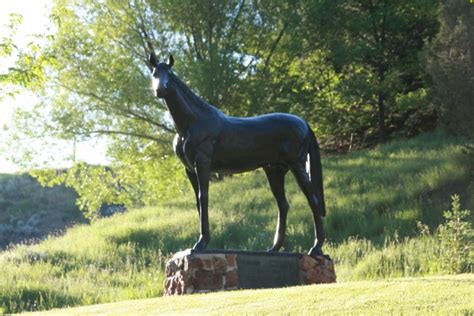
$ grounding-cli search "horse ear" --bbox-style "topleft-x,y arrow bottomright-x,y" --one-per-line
149,52 -> 158,68
168,54 -> 174,68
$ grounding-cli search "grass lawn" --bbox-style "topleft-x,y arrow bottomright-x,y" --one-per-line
23,274 -> 474,315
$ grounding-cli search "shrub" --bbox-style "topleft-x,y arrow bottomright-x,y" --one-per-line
438,194 -> 473,273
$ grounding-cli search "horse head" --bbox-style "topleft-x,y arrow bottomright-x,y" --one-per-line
149,53 -> 174,98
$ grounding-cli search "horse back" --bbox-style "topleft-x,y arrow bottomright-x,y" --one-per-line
211,113 -> 310,173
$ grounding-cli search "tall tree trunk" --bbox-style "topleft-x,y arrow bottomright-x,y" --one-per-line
377,93 -> 386,142
377,64 -> 387,143
468,6 -> 474,73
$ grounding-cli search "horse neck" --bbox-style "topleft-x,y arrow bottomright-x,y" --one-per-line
164,74 -> 220,135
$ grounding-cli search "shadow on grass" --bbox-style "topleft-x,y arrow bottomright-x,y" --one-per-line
108,226 -> 196,255
0,287 -> 82,314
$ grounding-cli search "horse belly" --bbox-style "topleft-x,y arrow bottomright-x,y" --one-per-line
211,138 -> 293,173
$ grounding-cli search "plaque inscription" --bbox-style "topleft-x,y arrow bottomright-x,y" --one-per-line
236,254 -> 300,289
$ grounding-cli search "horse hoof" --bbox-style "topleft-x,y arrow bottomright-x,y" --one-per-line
266,247 -> 278,253
308,246 -> 324,257
192,240 -> 208,251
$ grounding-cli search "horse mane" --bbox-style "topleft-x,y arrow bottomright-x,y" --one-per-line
170,72 -> 218,114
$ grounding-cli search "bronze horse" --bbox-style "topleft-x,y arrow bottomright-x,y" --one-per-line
149,53 -> 326,256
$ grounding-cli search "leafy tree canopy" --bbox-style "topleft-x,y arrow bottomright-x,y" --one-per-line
3,0 -> 446,216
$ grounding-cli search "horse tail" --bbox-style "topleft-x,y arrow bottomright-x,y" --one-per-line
307,125 -> 326,217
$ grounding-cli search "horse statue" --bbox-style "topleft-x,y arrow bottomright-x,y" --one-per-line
149,53 -> 326,257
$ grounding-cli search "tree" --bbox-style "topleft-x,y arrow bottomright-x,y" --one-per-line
6,0 -> 302,216
302,0 -> 439,142
0,13 -> 44,99
0,13 -> 21,99
6,0 -> 448,215
6,0 -> 185,216
160,0 -> 301,116
426,0 -> 474,139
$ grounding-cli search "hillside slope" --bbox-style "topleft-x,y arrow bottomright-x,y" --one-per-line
24,274 -> 474,315
0,132 -> 472,313
0,174 -> 83,249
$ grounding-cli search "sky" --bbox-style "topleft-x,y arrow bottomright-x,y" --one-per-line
0,0 -> 108,173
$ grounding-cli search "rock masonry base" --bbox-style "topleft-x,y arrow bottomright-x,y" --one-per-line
164,249 -> 336,295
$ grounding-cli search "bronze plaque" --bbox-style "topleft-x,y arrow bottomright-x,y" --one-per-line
236,253 -> 300,289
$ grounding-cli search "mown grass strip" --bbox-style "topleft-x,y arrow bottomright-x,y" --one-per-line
24,274 -> 474,315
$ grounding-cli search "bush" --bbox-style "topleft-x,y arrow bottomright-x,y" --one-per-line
438,194 -> 473,273
425,0 -> 474,139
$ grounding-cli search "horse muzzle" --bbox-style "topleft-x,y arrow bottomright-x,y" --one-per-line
155,85 -> 168,98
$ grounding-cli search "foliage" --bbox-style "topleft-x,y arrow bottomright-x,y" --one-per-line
425,0 -> 474,140
3,0 -> 177,215
4,0 -> 308,213
438,194 -> 473,274
0,132 -> 471,313
0,14 -> 29,101
159,0 -> 299,115
32,155 -> 189,219
2,0 -> 447,214
0,12 -> 51,101
302,0 -> 440,143
0,14 -> 22,97
286,51 -> 373,150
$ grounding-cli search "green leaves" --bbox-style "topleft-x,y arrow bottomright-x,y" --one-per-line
2,0 -> 449,214
300,0 -> 439,143
425,0 -> 474,139
31,154 -> 189,220
438,194 -> 473,274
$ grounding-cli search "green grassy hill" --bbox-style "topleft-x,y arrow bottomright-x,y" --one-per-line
0,173 -> 84,249
23,274 -> 474,315
0,131 -> 472,314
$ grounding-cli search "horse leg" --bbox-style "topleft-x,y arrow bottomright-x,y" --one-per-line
291,162 -> 325,257
264,166 -> 289,252
192,153 -> 211,251
185,168 -> 200,216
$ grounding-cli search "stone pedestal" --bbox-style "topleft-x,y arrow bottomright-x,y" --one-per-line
164,249 -> 336,295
